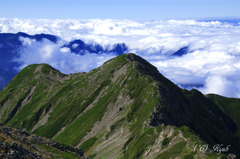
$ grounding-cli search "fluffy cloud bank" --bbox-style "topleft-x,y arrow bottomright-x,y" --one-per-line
199,75 -> 240,98
1,18 -> 240,98
15,37 -> 115,74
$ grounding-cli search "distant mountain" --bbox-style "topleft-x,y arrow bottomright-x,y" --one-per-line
172,46 -> 189,56
0,53 -> 238,158
64,39 -> 128,55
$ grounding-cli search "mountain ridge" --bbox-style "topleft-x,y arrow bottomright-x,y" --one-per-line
0,32 -> 127,90
0,53 -> 239,158
0,32 -> 198,90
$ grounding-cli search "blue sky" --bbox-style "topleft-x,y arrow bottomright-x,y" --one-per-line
1,0 -> 240,19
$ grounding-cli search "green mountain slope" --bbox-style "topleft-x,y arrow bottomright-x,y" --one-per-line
0,53 -> 239,158
206,94 -> 240,138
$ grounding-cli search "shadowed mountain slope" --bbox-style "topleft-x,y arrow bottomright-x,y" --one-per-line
206,94 -> 240,139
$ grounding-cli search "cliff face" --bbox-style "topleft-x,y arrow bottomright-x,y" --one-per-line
0,53 -> 239,158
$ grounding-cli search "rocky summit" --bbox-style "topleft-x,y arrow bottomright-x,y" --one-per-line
0,53 -> 239,158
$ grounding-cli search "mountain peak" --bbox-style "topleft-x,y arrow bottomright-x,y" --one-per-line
5,63 -> 66,91
124,53 -> 169,83
125,53 -> 156,70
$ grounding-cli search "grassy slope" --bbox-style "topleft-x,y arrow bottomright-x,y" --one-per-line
206,94 -> 240,138
0,54 -> 233,158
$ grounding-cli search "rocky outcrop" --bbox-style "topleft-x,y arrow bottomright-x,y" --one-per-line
0,125 -> 84,158
0,142 -> 40,159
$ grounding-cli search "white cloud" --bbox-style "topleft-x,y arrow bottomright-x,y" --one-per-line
199,75 -> 240,98
14,38 -> 116,74
72,43 -> 79,49
19,36 -> 35,45
1,18 -> 240,97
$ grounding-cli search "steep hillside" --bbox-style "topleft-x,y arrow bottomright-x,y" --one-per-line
206,94 -> 240,138
0,53 -> 238,158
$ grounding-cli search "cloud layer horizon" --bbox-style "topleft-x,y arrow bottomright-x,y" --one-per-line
1,18 -> 240,98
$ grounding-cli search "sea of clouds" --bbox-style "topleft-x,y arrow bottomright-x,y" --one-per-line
1,18 -> 240,98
